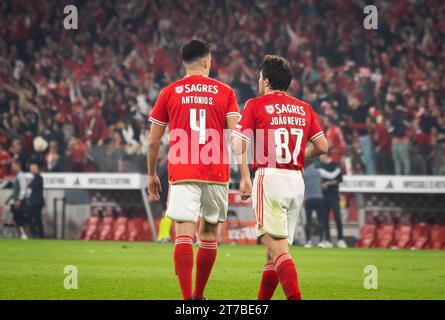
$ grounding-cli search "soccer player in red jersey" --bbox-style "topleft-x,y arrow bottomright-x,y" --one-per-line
232,55 -> 328,300
147,40 -> 240,300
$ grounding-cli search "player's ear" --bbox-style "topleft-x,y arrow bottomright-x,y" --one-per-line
203,55 -> 211,70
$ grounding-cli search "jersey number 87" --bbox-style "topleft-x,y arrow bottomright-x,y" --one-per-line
274,128 -> 303,165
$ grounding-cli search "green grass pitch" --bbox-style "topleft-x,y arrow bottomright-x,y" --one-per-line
0,239 -> 444,300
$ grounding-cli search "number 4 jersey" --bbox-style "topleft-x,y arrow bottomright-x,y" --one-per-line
232,91 -> 324,171
149,75 -> 240,184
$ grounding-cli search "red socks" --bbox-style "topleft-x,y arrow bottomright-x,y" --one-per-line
258,262 -> 279,300
174,235 -> 194,300
274,253 -> 302,300
174,237 -> 218,300
194,240 -> 218,299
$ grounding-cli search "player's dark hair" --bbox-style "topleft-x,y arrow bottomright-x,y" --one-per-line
260,55 -> 292,91
181,39 -> 210,63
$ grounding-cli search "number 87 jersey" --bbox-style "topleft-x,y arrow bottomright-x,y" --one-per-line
232,91 -> 325,171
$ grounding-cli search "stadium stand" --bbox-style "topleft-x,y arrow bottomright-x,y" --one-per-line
127,217 -> 144,242
411,223 -> 431,250
80,215 -> 100,241
98,214 -> 114,241
375,218 -> 396,248
429,225 -> 445,250
1,0 -> 445,180
393,217 -> 413,249
112,216 -> 128,241
356,216 -> 378,248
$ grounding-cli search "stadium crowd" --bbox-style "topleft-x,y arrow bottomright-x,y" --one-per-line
0,0 -> 444,181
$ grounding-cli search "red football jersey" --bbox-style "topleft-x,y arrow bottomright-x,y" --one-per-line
232,91 -> 324,171
149,75 -> 240,184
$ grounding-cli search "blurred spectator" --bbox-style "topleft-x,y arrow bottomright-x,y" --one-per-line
28,136 -> 48,170
104,129 -> 128,172
7,161 -> 29,239
8,139 -> 27,172
79,108 -> 109,147
371,116 -> 393,174
432,114 -> 445,175
66,135 -> 88,172
44,140 -> 65,172
347,94 -> 376,174
26,162 -> 45,239
388,106 -> 411,175
319,153 -> 346,248
303,160 -> 326,248
0,143 -> 11,179
324,116 -> 346,164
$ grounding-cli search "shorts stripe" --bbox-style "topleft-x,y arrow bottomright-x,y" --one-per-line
166,185 -> 171,212
255,169 -> 261,225
258,169 -> 265,226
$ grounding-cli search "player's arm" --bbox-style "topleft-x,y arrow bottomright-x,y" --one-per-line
230,100 -> 255,200
306,107 -> 329,158
225,89 -> 241,130
231,135 -> 252,200
147,88 -> 168,201
147,123 -> 166,201
226,115 -> 239,131
305,135 -> 329,158
227,115 -> 252,186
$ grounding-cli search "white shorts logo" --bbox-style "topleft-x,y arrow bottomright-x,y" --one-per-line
175,85 -> 184,94
265,105 -> 274,114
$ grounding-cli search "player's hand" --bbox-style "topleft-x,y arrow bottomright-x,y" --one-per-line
239,177 -> 252,201
147,175 -> 162,201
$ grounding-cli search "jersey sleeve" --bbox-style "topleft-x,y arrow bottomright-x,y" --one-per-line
225,88 -> 241,118
308,107 -> 324,142
231,100 -> 255,142
149,88 -> 168,126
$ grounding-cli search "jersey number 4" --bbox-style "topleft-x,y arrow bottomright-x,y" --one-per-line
190,109 -> 207,144
275,128 -> 303,165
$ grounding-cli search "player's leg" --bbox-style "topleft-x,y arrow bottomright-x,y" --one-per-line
262,234 -> 301,300
172,221 -> 196,300
258,250 -> 279,300
166,184 -> 201,300
256,169 -> 302,300
253,170 -> 278,299
194,219 -> 218,299
193,184 -> 228,299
